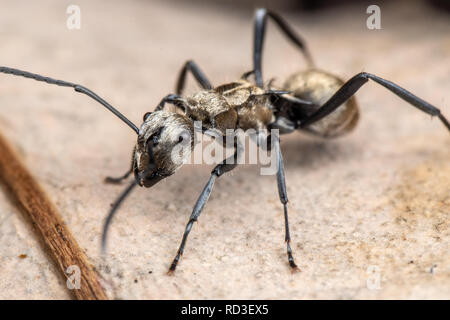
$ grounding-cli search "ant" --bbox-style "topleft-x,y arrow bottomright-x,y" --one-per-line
1,8 -> 449,274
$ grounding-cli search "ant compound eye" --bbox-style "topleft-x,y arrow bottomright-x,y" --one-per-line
147,127 -> 163,147
152,135 -> 159,146
178,131 -> 191,145
143,112 -> 152,121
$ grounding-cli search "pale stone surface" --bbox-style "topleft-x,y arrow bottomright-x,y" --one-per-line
0,0 -> 448,299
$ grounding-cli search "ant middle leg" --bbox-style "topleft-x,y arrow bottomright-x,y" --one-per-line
299,72 -> 450,132
272,135 -> 298,270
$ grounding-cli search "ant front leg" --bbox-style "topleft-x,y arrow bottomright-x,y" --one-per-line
300,72 -> 450,132
104,148 -> 136,184
104,170 -> 132,184
168,141 -> 240,273
272,135 -> 298,270
175,60 -> 213,95
253,8 -> 315,88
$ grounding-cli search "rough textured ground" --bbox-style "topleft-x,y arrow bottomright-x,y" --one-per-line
0,0 -> 449,299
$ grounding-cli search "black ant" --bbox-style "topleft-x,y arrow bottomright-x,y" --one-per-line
1,8 -> 448,274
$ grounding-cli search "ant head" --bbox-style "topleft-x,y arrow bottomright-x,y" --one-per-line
134,111 -> 194,187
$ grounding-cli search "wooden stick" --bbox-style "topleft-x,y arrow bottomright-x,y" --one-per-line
0,131 -> 108,300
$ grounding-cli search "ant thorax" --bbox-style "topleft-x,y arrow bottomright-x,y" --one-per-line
183,80 -> 275,135
184,90 -> 238,135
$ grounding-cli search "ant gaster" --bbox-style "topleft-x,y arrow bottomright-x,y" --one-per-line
1,8 -> 449,274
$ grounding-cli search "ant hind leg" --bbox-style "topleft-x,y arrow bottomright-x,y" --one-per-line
300,72 -> 450,132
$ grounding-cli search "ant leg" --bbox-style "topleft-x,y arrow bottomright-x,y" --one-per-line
104,148 -> 136,184
175,60 -> 213,95
104,170 -> 132,184
168,142 -> 240,273
273,135 -> 298,269
253,8 -> 314,88
300,72 -> 450,131
154,60 -> 211,112
241,70 -> 255,80
101,179 -> 139,252
155,94 -> 189,112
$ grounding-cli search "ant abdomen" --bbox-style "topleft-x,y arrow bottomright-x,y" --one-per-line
284,69 -> 360,138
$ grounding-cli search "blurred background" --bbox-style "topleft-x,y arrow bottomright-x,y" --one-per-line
0,0 -> 449,299
174,0 -> 450,11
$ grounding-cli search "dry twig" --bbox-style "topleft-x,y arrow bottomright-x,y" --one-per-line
0,131 -> 108,300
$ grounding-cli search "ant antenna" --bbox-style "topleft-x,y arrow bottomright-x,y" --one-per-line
0,66 -> 139,134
